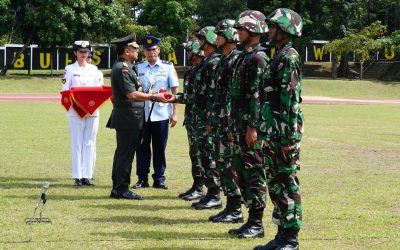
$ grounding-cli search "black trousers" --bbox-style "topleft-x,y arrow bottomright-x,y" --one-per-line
112,129 -> 140,193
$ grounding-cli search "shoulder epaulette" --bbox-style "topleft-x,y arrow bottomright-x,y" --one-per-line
161,60 -> 172,65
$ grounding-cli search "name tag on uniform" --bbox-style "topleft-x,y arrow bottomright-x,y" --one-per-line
139,73 -> 145,76
157,72 -> 167,77
73,74 -> 80,76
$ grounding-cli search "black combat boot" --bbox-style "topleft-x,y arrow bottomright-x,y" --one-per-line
209,207 -> 228,221
194,194 -> 222,210
274,229 -> 299,250
191,187 -> 221,209
182,186 -> 205,201
228,221 -> 249,236
211,195 -> 243,223
181,178 -> 205,201
253,226 -> 285,250
236,207 -> 264,238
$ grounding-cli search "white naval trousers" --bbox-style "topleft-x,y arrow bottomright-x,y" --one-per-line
68,115 -> 99,179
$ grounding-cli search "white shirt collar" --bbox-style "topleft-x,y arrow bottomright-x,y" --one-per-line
144,58 -> 161,68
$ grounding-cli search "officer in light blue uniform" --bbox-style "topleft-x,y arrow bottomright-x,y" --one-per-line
133,35 -> 179,190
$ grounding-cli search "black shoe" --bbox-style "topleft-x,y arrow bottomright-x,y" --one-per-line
194,197 -> 222,210
178,187 -> 194,198
109,190 -> 117,198
209,208 -> 228,221
253,227 -> 285,250
153,181 -> 168,190
114,190 -> 143,200
254,240 -> 283,250
236,224 -> 264,238
182,189 -> 204,201
82,178 -> 95,186
228,222 -> 249,235
236,207 -> 264,238
212,209 -> 244,223
132,180 -> 149,189
191,195 -> 208,207
274,229 -> 299,250
74,179 -> 82,187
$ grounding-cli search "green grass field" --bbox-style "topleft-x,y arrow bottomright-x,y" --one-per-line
0,77 -> 399,249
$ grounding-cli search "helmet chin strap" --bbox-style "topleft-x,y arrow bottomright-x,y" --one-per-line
199,39 -> 207,50
240,31 -> 256,48
217,36 -> 227,50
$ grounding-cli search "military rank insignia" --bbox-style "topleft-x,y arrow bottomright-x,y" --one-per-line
122,62 -> 129,73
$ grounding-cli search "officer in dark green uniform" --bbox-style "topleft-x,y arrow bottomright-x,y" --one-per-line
108,33 -> 167,200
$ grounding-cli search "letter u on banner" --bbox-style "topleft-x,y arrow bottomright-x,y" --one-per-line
40,53 -> 51,68
384,45 -> 395,60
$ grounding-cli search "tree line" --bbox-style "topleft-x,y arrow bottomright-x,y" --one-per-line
1,0 -> 400,76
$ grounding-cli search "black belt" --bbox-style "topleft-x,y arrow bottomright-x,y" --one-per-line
115,101 -> 144,108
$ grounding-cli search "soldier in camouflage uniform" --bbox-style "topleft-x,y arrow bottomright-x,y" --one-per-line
174,38 -> 206,201
207,19 -> 244,223
254,8 -> 304,250
191,26 -> 223,210
227,10 -> 270,238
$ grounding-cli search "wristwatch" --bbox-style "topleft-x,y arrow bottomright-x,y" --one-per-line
151,93 -> 156,102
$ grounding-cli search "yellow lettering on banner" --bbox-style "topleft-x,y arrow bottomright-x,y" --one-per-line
168,52 -> 177,65
384,45 -> 395,60
65,54 -> 72,65
270,47 -> 276,58
93,50 -> 101,65
40,53 -> 51,68
313,46 -> 325,61
13,52 -> 24,68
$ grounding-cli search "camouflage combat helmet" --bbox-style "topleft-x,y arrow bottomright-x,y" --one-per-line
185,38 -> 204,57
196,26 -> 218,46
266,8 -> 303,37
234,10 -> 268,34
215,19 -> 239,43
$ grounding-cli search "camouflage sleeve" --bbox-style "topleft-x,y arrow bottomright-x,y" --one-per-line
247,52 -> 267,128
223,95 -> 231,133
175,69 -> 191,104
205,57 -> 220,125
279,52 -> 302,145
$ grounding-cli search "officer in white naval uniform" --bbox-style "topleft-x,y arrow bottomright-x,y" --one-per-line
61,40 -> 103,187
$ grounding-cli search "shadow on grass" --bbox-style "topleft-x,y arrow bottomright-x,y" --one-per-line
142,195 -> 184,201
85,214 -> 207,225
5,194 -> 112,200
0,176 -> 111,189
84,203 -> 190,211
0,177 -> 59,189
92,229 -> 229,241
140,248 -> 214,250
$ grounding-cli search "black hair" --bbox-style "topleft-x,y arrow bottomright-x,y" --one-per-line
115,45 -> 128,56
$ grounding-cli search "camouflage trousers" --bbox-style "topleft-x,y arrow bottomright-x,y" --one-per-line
213,125 -> 241,198
193,111 -> 220,195
231,132 -> 268,210
185,119 -> 203,179
267,141 -> 302,230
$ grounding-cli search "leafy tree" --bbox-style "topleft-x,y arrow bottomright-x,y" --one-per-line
1,0 -> 132,75
137,0 -> 196,45
195,0 -> 247,29
324,21 -> 387,78
0,0 -> 13,44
